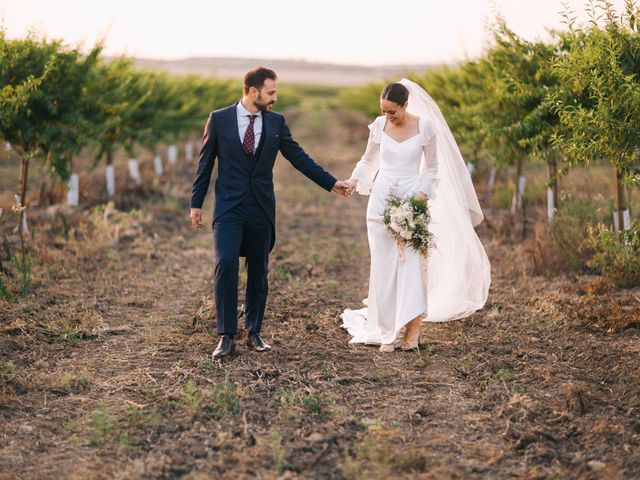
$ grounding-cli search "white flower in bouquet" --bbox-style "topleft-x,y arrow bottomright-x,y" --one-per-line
382,193 -> 435,258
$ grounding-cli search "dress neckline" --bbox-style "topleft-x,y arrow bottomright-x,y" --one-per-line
381,117 -> 422,144
382,131 -> 420,144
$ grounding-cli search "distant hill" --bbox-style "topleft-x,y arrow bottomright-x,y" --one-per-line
125,56 -> 439,86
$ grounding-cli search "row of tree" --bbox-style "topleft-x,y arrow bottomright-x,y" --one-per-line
340,0 -> 640,230
0,29 -> 245,230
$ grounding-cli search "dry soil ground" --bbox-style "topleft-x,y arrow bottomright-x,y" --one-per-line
1,107 -> 639,479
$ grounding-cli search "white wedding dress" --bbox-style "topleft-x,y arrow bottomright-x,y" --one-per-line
341,79 -> 491,346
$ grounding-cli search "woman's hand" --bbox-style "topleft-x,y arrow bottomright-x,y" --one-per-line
416,192 -> 427,201
345,179 -> 358,196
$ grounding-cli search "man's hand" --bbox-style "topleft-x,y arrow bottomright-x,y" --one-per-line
332,180 -> 349,197
190,208 -> 204,231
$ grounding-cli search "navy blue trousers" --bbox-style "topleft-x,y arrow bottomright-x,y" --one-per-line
213,203 -> 272,336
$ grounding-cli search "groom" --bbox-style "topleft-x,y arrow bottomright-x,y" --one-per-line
190,67 -> 348,359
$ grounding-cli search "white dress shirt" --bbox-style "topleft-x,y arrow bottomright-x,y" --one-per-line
237,100 -> 263,153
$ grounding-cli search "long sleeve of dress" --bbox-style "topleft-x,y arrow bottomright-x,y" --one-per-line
349,117 -> 383,195
420,125 -> 440,198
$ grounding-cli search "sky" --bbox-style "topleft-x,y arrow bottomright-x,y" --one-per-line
0,0 -> 632,66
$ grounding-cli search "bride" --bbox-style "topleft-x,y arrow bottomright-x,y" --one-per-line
341,79 -> 491,352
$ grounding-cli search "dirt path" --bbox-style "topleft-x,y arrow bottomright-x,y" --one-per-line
1,107 -> 639,479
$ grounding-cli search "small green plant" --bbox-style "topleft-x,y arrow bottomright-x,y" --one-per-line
275,386 -> 293,407
62,331 -> 85,347
211,374 -> 241,419
14,228 -> 33,296
588,223 -> 640,288
493,184 -> 514,210
115,432 -> 131,453
202,359 -> 215,375
369,366 -> 388,383
533,197 -> 600,272
319,364 -> 335,380
88,401 -> 118,446
494,368 -> 515,382
0,204 -> 35,298
549,198 -> 599,271
86,402 -> 160,450
0,271 -> 8,300
340,423 -> 428,478
459,354 -> 477,375
11,200 -> 34,296
122,406 -> 161,429
57,370 -> 91,394
180,380 -> 205,416
0,360 -> 16,392
274,264 -> 307,288
491,368 -> 525,395
268,429 -> 290,475
302,393 -> 321,414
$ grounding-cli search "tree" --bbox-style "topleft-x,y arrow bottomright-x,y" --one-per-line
411,62 -> 492,180
552,0 -> 640,231
0,29 -> 100,229
478,20 -> 561,222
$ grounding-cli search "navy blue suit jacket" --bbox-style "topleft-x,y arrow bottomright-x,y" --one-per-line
190,103 -> 337,251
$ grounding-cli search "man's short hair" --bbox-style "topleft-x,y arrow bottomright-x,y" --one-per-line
244,67 -> 277,95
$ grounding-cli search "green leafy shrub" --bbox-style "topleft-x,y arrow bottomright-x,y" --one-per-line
493,184 -> 514,210
588,223 -> 640,288
550,198 -> 600,270
532,197 -> 600,272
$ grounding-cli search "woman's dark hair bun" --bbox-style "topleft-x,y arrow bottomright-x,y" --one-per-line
381,82 -> 409,106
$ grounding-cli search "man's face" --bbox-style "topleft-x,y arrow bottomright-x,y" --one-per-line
253,79 -> 278,111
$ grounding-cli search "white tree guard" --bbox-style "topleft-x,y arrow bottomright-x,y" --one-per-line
168,145 -> 178,165
67,173 -> 79,207
128,159 -> 142,186
105,164 -> 116,197
487,168 -> 497,194
21,209 -> 28,234
517,175 -> 526,210
185,142 -> 194,162
613,209 -> 631,231
153,155 -> 163,177
466,162 -> 475,175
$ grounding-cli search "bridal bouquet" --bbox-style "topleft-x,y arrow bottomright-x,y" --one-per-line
383,194 -> 434,259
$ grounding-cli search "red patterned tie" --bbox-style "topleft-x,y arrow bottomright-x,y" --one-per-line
243,115 -> 257,156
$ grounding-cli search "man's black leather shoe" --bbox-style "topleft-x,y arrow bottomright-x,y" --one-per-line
212,335 -> 235,359
246,333 -> 271,352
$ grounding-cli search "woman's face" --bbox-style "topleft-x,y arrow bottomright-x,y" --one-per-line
380,99 -> 406,125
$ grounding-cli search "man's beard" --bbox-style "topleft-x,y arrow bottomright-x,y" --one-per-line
254,98 -> 275,112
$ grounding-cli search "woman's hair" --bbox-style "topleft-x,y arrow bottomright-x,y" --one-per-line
380,82 -> 409,106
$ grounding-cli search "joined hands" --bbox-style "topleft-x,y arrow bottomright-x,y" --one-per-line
332,180 -> 349,197
332,179 -> 358,197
